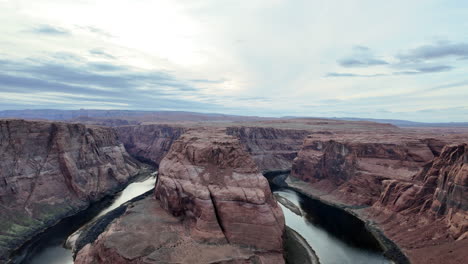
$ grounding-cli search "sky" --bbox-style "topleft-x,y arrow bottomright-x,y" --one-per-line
0,0 -> 467,122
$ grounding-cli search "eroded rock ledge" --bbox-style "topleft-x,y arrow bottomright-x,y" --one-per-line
76,128 -> 286,264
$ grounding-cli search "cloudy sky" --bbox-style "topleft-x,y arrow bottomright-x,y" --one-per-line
1,0 -> 467,122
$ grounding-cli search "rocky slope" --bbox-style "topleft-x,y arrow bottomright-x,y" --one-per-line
75,128 -> 285,264
289,131 -> 468,264
0,119 -> 142,261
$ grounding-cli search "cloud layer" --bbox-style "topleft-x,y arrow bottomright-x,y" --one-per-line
30,25 -> 70,35
0,0 -> 467,122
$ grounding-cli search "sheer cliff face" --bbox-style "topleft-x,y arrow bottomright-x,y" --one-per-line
156,129 -> 285,252
429,144 -> 468,239
116,125 -> 310,172
219,127 -> 310,172
377,144 -> 467,239
291,134 -> 439,205
75,129 -> 285,264
0,119 -> 141,258
116,124 -> 186,167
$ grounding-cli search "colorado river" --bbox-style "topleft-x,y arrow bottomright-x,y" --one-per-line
19,174 -> 390,264
274,188 -> 390,264
20,173 -> 157,264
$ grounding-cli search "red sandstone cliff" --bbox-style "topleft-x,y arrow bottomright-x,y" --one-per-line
115,124 -> 310,172
290,131 -> 468,264
156,129 -> 285,251
75,128 -> 285,264
369,144 -> 468,263
291,133 -> 441,205
0,119 -> 142,260
226,126 -> 310,172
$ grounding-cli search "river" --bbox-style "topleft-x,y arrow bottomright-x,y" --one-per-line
274,188 -> 391,264
19,175 -> 390,264
20,174 -> 157,264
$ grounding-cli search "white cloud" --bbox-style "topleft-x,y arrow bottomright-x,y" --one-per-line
0,0 -> 467,121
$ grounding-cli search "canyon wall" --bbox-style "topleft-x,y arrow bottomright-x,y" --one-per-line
75,128 -> 285,264
0,119 -> 142,261
115,124 -> 186,167
115,124 -> 310,172
290,133 -> 441,205
290,131 -> 468,264
226,126 -> 310,172
375,143 -> 467,234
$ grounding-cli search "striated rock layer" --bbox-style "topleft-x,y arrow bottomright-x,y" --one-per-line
156,129 -> 285,250
226,126 -> 310,172
0,119 -> 142,261
76,128 -> 285,264
115,123 -> 310,172
290,131 -> 468,264
369,143 -> 468,263
291,133 -> 443,205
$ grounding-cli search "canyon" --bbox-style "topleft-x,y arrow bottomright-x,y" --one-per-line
289,129 -> 467,263
0,117 -> 466,263
0,120 -> 145,262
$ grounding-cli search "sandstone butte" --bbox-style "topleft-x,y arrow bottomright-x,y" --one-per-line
289,131 -> 468,264
75,128 -> 285,264
0,119 -> 143,262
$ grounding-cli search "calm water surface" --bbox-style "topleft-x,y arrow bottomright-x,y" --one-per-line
27,176 -> 389,264
275,189 -> 391,264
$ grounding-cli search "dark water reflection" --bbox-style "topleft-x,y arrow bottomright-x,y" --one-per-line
274,188 -> 391,264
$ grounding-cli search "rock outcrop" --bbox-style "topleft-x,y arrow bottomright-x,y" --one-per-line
0,119 -> 142,261
156,129 -> 285,251
115,124 -> 186,167
75,128 -> 285,264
